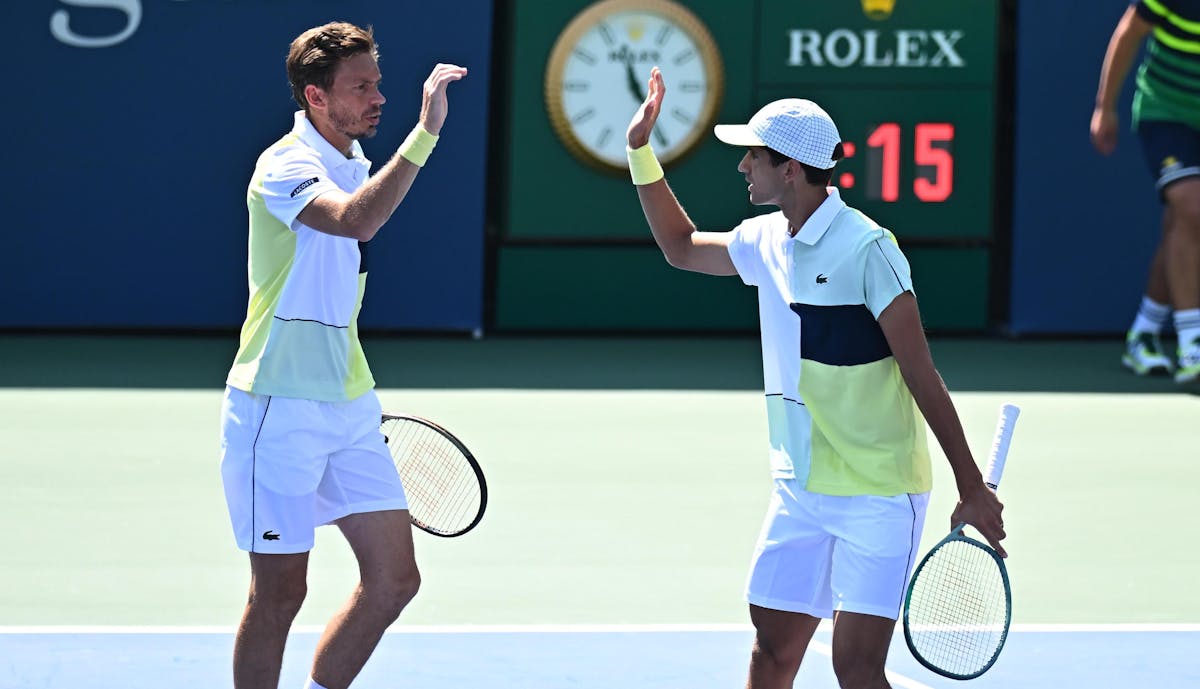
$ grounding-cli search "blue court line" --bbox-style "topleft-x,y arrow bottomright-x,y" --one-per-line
2,628 -> 1197,689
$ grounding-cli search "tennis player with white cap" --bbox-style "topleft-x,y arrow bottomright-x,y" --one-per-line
624,67 -> 1006,689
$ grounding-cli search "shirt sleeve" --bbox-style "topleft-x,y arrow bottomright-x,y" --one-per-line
727,216 -> 764,287
257,146 -> 342,231
1133,0 -> 1159,24
863,230 -> 914,319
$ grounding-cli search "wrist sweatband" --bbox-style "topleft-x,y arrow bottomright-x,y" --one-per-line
399,126 -> 439,167
626,143 -> 665,186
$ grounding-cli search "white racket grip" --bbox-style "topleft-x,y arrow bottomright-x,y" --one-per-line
983,403 -> 1020,492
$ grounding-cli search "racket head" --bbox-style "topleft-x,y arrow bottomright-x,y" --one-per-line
902,527 -> 1012,680
380,413 -> 487,537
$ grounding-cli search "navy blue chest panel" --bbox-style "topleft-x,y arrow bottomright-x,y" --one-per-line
790,303 -> 892,366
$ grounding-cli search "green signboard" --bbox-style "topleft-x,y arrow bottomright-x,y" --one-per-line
756,0 -> 999,240
495,0 -> 1002,332
758,0 -> 998,87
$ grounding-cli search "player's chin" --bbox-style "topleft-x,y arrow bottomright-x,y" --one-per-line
350,125 -> 378,141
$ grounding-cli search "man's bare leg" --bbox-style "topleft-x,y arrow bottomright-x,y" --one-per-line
746,604 -> 822,689
309,509 -> 420,689
233,552 -> 310,689
829,611 -> 897,689
1164,180 -> 1200,312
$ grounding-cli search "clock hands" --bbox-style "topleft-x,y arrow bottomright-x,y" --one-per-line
625,61 -> 667,147
625,61 -> 645,103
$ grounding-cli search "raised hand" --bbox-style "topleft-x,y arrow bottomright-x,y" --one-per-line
626,66 -> 665,149
419,63 -> 468,136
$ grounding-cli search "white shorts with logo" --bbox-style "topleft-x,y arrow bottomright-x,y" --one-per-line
746,478 -> 929,620
219,386 -> 407,554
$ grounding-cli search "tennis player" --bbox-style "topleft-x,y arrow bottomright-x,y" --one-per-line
624,67 -> 1006,689
218,22 -> 465,689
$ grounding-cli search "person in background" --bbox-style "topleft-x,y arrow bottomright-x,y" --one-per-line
1092,0 -> 1200,384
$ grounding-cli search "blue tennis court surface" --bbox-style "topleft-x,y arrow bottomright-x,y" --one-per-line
3,625 -> 1197,688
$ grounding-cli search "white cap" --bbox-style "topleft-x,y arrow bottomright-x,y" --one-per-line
713,99 -> 842,169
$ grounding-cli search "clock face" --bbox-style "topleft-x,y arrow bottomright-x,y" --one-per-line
546,0 -> 724,172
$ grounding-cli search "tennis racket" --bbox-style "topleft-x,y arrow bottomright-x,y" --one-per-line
902,403 -> 1019,680
380,413 -> 487,537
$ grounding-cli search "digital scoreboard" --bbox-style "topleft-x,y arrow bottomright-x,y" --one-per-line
757,0 -> 1000,241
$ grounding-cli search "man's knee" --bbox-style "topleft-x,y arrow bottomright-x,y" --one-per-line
366,568 -> 420,621
831,645 -> 886,689
750,632 -> 805,675
248,576 -> 307,618
1167,183 -> 1200,232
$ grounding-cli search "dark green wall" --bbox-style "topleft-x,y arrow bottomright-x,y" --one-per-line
495,0 -> 998,332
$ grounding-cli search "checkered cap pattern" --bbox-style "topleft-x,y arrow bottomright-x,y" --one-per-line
749,99 -> 841,169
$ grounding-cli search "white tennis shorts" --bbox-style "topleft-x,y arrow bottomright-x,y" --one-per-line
219,386 -> 407,554
746,478 -> 929,620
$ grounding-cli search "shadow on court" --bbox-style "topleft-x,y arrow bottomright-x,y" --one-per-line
0,332 -> 1184,393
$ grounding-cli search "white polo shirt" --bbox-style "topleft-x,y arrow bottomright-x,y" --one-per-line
226,111 -> 375,402
727,188 -> 932,496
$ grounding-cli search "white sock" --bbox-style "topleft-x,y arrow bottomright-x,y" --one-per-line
305,679 -> 330,689
1131,296 -> 1171,335
1173,308 -> 1200,348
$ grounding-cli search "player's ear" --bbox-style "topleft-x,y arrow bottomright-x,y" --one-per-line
784,159 -> 802,181
304,84 -> 327,110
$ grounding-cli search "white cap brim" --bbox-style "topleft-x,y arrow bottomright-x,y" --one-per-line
713,124 -> 765,147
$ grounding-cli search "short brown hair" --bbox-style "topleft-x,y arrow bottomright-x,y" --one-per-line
286,22 -> 379,112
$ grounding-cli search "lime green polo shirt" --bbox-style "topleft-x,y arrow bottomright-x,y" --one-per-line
728,188 -> 932,496
226,112 -> 375,402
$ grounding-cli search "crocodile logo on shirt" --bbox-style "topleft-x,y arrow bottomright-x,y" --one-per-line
816,274 -> 829,284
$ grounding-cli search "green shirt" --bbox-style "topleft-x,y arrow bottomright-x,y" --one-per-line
1133,0 -> 1200,128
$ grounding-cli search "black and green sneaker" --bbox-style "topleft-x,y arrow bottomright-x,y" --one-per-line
1122,330 -> 1173,376
1176,338 -> 1200,384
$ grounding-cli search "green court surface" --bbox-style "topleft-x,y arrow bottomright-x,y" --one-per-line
0,334 -> 1197,628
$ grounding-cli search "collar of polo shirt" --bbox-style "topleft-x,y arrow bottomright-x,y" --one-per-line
790,187 -> 847,246
293,111 -> 370,169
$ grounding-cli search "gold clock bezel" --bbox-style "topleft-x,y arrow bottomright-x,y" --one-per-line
544,0 -> 725,174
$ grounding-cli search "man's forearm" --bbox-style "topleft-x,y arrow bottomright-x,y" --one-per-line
1096,12 -> 1150,110
635,180 -> 699,264
349,124 -> 442,239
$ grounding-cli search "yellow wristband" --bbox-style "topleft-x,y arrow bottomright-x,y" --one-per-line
399,126 -> 439,167
626,143 -> 664,185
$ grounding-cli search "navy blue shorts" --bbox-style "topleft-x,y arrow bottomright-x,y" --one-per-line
1137,119 -> 1200,197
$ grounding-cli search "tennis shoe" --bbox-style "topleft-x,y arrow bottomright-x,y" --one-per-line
1175,338 -> 1200,384
1122,330 -> 1173,376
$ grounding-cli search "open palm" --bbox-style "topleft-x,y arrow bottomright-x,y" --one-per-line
626,67 -> 665,149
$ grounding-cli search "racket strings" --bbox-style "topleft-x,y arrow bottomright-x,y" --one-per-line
906,539 -> 1009,677
383,419 -> 482,535
393,424 -> 473,518
391,423 -> 477,531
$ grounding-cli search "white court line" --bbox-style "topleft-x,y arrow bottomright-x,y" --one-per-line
2,622 -> 1198,634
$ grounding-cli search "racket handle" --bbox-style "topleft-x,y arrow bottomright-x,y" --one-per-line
983,403 -> 1020,492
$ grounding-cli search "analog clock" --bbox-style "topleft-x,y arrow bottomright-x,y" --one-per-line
545,0 -> 724,173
